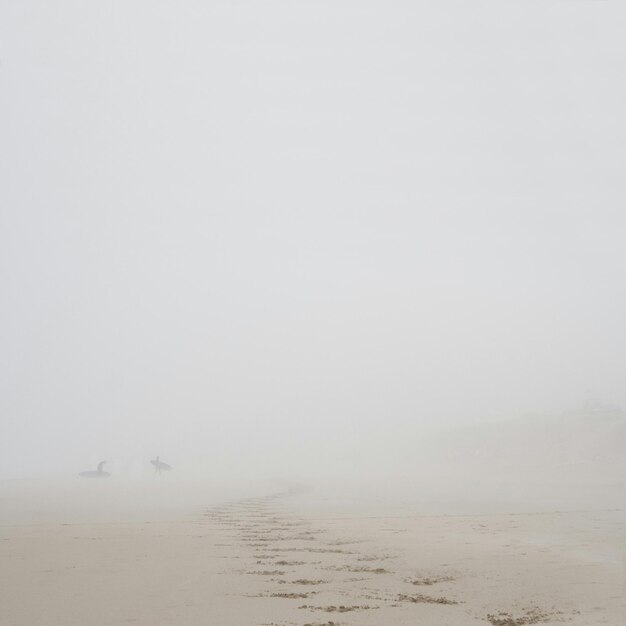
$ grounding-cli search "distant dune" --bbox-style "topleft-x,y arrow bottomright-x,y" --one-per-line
394,406 -> 626,513
429,407 -> 626,474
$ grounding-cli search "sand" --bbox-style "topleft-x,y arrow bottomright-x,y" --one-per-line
1,489 -> 624,626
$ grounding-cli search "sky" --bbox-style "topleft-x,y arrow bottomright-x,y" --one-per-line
1,1 -> 625,479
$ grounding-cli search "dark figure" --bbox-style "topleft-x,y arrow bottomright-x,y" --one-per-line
150,456 -> 172,474
79,461 -> 110,478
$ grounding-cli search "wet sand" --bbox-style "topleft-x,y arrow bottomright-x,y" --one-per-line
0,490 -> 624,625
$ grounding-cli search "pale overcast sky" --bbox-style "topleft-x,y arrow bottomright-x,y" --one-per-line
1,1 -> 625,478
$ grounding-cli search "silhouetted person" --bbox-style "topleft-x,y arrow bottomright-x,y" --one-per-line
151,456 -> 172,474
79,461 -> 110,478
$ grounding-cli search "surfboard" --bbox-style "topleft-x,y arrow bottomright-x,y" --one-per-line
151,459 -> 172,471
78,470 -> 110,478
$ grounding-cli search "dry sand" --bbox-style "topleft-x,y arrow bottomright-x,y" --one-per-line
1,488 -> 624,626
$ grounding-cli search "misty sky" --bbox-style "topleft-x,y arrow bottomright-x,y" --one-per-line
1,2 -> 625,478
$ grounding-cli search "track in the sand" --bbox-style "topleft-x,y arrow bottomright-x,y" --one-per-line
200,490 -> 485,626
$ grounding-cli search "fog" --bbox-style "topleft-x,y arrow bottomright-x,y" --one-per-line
1,2 -> 625,514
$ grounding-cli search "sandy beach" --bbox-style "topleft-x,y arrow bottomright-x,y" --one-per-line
3,1 -> 626,624
1,488 -> 624,626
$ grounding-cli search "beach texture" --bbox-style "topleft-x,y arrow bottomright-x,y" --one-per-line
1,490 -> 624,625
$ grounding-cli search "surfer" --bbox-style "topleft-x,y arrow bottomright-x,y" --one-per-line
150,456 -> 172,474
79,461 -> 110,478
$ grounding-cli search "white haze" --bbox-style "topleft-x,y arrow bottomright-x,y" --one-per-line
1,1 -> 625,513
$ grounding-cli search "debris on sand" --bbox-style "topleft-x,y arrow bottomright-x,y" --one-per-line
486,608 -> 561,625
408,575 -> 455,586
398,593 -> 459,605
322,565 -> 391,574
276,578 -> 327,585
298,605 -> 375,613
